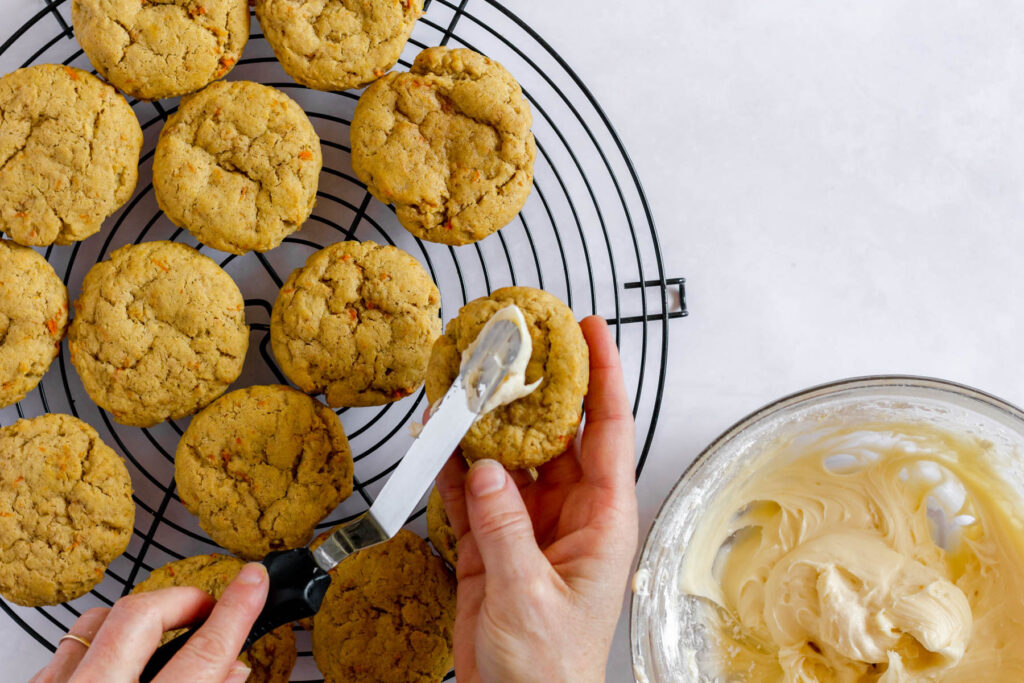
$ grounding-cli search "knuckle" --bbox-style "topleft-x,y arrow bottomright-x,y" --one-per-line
109,593 -> 154,622
185,627 -> 237,663
477,508 -> 529,540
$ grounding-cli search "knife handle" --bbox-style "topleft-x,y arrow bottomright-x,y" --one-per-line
139,548 -> 332,682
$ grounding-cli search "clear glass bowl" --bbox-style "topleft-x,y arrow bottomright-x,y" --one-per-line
629,375 -> 1024,682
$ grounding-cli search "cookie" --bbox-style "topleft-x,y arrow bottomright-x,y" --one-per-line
133,554 -> 297,683
0,414 -> 134,606
0,64 -> 142,247
271,240 -> 441,407
425,287 -> 588,469
426,486 -> 457,568
0,241 -> 68,408
256,0 -> 422,92
153,81 -> 322,254
68,241 -> 249,427
311,529 -> 456,682
71,0 -> 250,101
351,46 -> 536,245
176,385 -> 354,560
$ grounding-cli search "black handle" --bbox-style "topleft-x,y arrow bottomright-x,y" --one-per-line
139,548 -> 331,682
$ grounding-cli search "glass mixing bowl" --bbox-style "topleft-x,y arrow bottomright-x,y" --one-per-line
629,375 -> 1024,682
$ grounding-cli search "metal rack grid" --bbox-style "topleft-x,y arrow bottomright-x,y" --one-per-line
0,0 -> 687,679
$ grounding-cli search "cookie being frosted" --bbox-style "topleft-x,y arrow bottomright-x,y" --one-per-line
69,241 -> 249,427
256,0 -> 422,92
426,287 -> 588,469
0,241 -> 68,408
71,0 -> 250,100
0,414 -> 134,606
271,240 -> 441,407
154,81 -> 322,254
426,486 -> 457,568
311,530 -> 456,682
351,47 -> 536,245
176,385 -> 354,560
133,554 -> 296,682
0,64 -> 142,246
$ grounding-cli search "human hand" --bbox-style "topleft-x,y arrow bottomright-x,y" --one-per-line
29,562 -> 268,683
436,315 -> 639,683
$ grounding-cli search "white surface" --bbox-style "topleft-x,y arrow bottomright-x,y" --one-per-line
5,0 -> 1024,680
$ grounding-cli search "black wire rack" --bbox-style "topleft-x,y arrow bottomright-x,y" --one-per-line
0,0 -> 687,679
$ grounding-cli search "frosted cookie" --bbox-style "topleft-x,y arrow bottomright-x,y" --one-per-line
0,64 -> 142,246
256,0 -> 422,91
71,0 -> 250,100
351,46 -> 536,245
68,241 -> 249,427
0,414 -> 134,606
153,81 -> 322,254
271,240 -> 441,407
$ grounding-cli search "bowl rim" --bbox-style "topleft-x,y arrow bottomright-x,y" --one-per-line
628,374 -> 1024,680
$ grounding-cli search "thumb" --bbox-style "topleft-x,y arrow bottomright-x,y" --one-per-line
464,459 -> 548,585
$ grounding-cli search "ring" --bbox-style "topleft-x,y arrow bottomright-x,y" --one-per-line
58,634 -> 91,649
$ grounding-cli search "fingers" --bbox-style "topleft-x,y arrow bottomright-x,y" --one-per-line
152,563 -> 268,683
578,316 -> 636,493
71,587 -> 216,681
436,453 -> 470,539
31,607 -> 109,683
464,459 -> 550,586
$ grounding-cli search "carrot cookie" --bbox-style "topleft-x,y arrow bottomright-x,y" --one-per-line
0,414 -> 134,606
0,64 -> 142,247
351,47 -> 536,246
133,554 -> 297,682
425,287 -> 588,469
271,241 -> 441,407
175,385 -> 353,560
311,530 -> 456,682
71,0 -> 250,101
153,81 -> 322,254
426,486 -> 457,568
0,241 -> 68,408
68,241 -> 249,427
256,0 -> 422,92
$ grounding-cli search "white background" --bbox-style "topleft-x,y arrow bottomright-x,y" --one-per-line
4,0 -> 1024,680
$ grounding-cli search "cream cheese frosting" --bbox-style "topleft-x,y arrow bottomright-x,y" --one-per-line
680,423 -> 1024,682
459,304 -> 542,415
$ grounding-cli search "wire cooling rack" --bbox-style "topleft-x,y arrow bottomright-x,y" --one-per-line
0,0 -> 687,679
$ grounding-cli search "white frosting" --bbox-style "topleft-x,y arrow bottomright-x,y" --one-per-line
460,305 -> 542,415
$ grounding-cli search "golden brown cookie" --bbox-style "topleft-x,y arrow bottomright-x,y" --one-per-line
426,486 -> 457,568
0,64 -> 142,247
68,241 -> 249,427
0,241 -> 68,408
311,530 -> 456,682
256,0 -> 422,92
426,287 -> 588,469
351,46 -> 536,245
133,554 -> 297,682
271,240 -> 441,407
0,414 -> 134,606
71,0 -> 250,101
153,81 -> 323,254
175,385 -> 354,560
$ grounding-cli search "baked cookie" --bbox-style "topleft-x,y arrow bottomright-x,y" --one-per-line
271,241 -> 441,407
311,529 -> 456,682
426,287 -> 588,469
256,0 -> 422,92
133,554 -> 297,682
426,486 -> 457,568
351,46 -> 536,245
176,385 -> 354,560
0,414 -> 134,606
0,241 -> 68,408
0,64 -> 142,247
68,241 -> 249,427
71,0 -> 250,101
153,81 -> 322,254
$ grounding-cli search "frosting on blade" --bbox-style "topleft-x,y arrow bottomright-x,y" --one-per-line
460,305 -> 542,415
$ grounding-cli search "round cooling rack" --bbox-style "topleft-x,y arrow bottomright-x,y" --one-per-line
0,0 -> 687,679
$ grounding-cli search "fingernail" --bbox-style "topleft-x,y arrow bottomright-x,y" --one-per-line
468,459 -> 506,497
225,661 -> 251,683
235,563 -> 267,586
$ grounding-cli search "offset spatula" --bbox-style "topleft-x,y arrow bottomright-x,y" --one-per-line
140,319 -> 523,681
